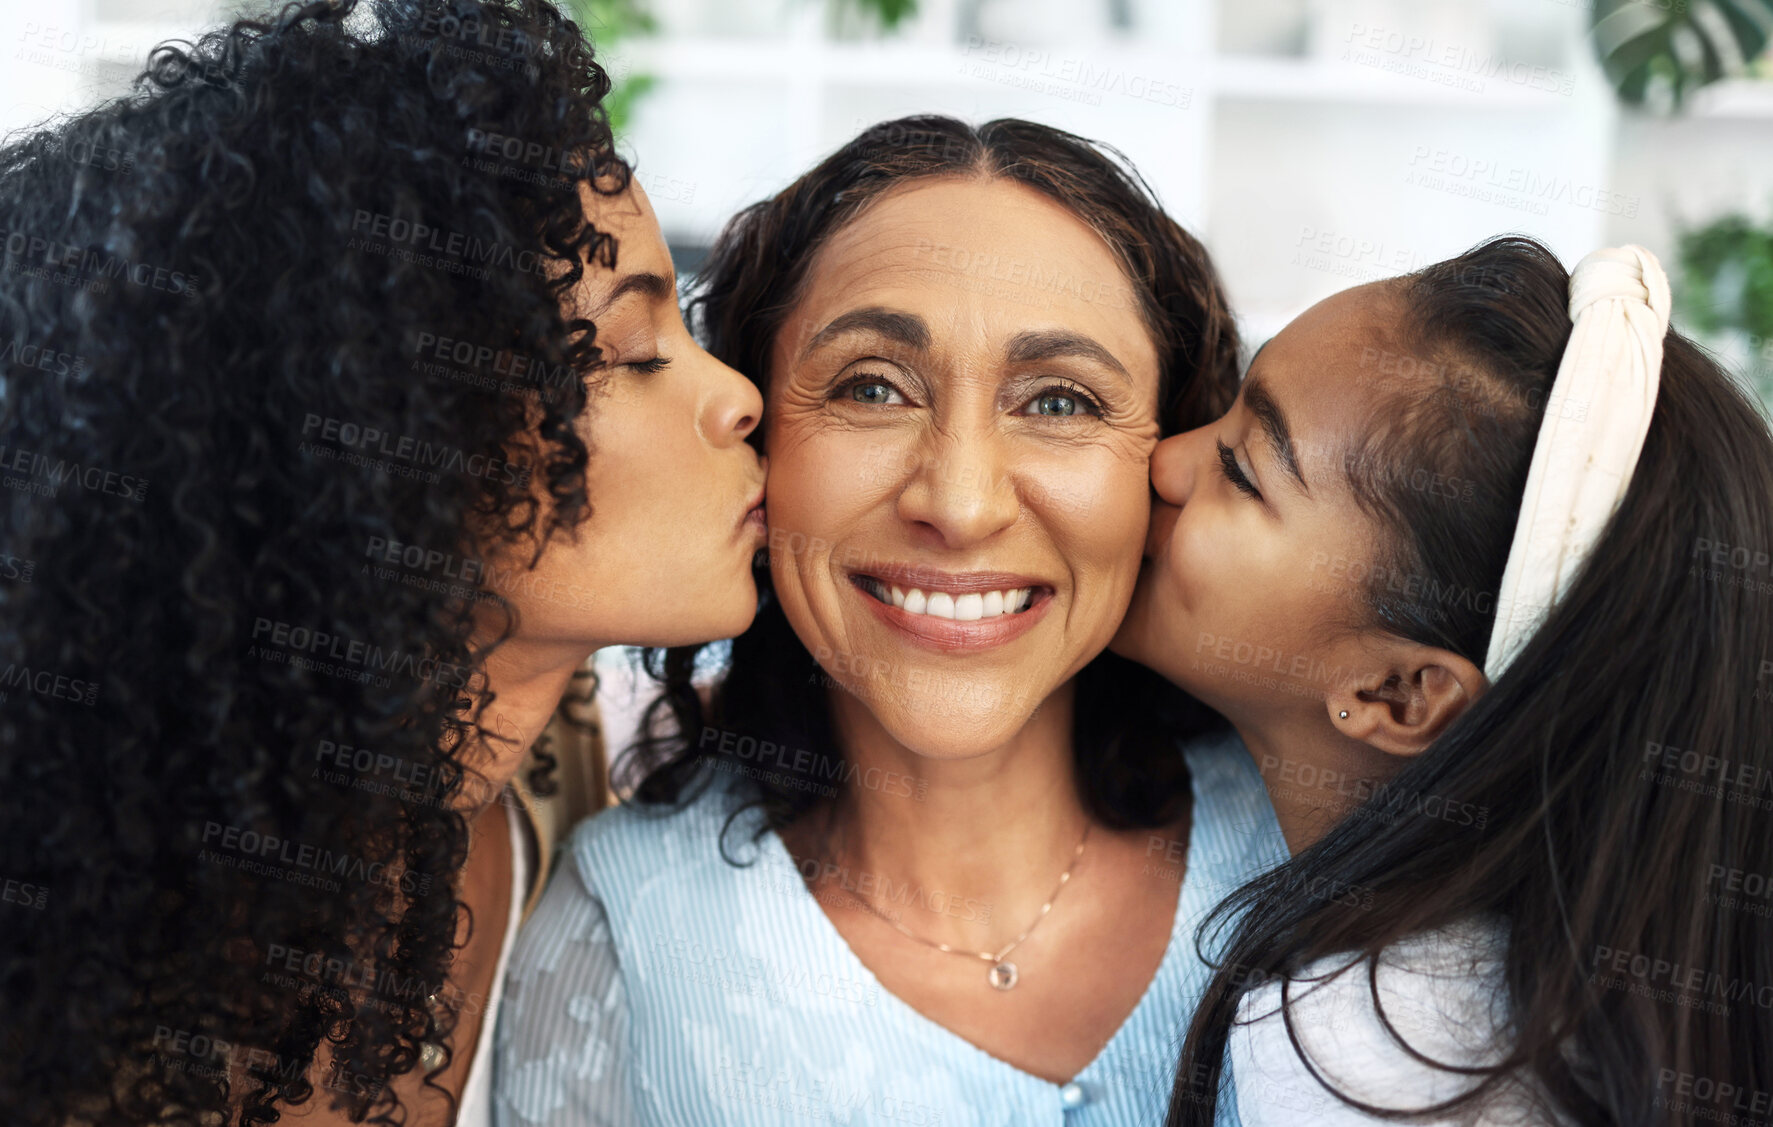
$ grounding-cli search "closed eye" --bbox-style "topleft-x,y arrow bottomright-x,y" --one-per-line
626,356 -> 671,375
1216,439 -> 1262,500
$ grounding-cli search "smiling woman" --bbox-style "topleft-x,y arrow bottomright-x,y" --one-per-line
491,116 -> 1282,1127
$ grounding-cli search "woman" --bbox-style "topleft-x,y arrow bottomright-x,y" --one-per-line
1110,237 -> 1773,1124
494,115 -> 1278,1126
0,2 -> 764,1124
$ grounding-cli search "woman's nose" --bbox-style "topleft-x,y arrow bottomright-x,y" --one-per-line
896,428 -> 1019,549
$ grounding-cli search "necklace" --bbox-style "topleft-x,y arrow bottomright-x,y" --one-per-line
834,822 -> 1090,991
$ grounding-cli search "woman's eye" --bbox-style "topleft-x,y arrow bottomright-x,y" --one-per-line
1216,439 -> 1263,501
626,356 -> 671,375
1018,384 -> 1101,418
838,376 -> 906,406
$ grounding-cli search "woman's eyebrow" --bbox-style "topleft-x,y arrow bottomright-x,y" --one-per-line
1004,329 -> 1130,386
800,307 -> 931,362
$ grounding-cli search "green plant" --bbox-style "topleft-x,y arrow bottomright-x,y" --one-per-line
1679,213 -> 1773,340
565,0 -> 657,136
1590,0 -> 1773,108
1678,212 -> 1773,407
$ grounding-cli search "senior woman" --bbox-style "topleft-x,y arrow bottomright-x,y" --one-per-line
493,116 -> 1285,1126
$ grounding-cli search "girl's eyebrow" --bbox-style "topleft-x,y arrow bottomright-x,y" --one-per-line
1242,373 -> 1308,492
592,269 -> 674,316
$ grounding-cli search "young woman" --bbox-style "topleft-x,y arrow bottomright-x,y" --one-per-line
492,115 -> 1275,1127
0,2 -> 763,1125
1111,237 -> 1773,1124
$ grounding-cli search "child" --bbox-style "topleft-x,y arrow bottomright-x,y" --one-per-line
1111,237 -> 1773,1125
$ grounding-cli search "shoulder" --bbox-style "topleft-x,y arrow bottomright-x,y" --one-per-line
562,768 -> 767,908
1231,920 -> 1547,1125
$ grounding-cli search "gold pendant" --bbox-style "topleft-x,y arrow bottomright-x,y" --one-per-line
989,961 -> 1018,990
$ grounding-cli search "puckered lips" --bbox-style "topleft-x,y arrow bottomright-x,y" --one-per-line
848,562 -> 1054,652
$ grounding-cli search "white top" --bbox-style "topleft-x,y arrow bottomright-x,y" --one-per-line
1231,919 -> 1568,1126
457,795 -> 533,1127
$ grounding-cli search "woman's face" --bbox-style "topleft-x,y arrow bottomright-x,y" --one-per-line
498,182 -> 767,651
1110,283 -> 1396,726
763,177 -> 1161,757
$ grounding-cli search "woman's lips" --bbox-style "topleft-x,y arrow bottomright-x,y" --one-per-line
847,569 -> 1053,652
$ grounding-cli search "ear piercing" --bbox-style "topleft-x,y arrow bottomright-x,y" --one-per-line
1338,710 -> 1349,719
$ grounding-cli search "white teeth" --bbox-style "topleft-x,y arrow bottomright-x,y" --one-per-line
869,582 -> 1038,621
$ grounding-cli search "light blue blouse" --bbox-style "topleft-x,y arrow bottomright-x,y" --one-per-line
493,729 -> 1287,1127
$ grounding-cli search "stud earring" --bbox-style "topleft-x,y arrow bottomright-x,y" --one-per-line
1338,710 -> 1349,719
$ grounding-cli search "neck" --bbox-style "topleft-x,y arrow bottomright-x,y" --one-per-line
1224,704 -> 1397,856
808,681 -> 1091,945
462,632 -> 594,813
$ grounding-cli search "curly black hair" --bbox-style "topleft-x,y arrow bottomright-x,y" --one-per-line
0,1 -> 626,1123
619,116 -> 1241,845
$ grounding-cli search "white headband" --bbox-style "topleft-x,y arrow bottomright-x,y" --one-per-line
1483,245 -> 1671,680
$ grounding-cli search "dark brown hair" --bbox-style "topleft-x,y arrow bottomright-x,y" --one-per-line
1173,237 -> 1773,1126
619,114 -> 1242,841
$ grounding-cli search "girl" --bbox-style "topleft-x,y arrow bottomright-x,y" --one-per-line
1112,237 -> 1773,1125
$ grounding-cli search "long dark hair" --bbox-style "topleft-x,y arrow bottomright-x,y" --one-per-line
616,114 -> 1242,843
1172,237 -> 1773,1125
0,1 -> 623,1123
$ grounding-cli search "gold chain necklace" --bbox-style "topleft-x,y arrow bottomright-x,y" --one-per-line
831,822 -> 1090,991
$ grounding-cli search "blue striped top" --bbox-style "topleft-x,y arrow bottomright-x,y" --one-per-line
493,729 -> 1286,1127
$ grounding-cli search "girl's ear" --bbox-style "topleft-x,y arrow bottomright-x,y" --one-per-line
1325,645 -> 1487,758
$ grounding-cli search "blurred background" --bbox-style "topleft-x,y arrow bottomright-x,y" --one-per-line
5,0 -> 1771,734
7,0 -> 1769,396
